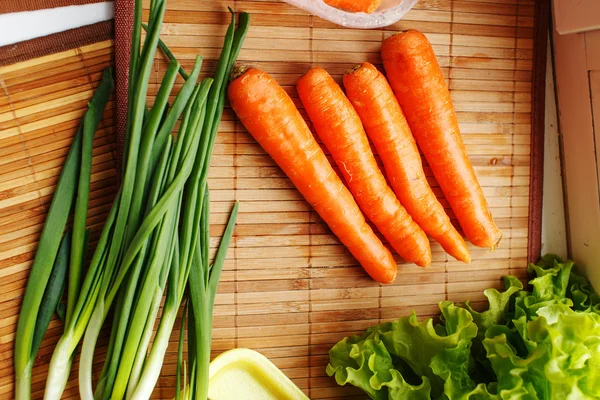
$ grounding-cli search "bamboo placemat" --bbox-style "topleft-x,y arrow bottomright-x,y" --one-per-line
139,0 -> 544,398
0,0 -> 548,398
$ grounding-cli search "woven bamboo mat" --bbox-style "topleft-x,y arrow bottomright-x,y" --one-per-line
0,0 -> 546,398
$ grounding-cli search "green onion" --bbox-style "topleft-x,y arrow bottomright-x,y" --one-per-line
189,200 -> 239,400
44,2 -> 174,396
150,56 -> 203,173
126,58 -> 179,243
176,300 -> 188,400
14,67 -> 113,400
31,229 -> 70,358
67,104 -> 97,325
186,10 -> 249,399
142,22 -> 190,80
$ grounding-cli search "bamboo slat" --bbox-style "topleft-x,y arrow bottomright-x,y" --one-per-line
0,0 -> 537,398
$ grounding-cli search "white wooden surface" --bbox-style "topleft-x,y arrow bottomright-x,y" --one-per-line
591,71 -> 600,214
542,39 -> 567,260
553,19 -> 600,287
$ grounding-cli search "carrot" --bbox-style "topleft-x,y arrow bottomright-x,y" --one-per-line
228,67 -> 397,284
323,0 -> 381,13
381,30 -> 502,249
343,62 -> 471,263
297,67 -> 432,267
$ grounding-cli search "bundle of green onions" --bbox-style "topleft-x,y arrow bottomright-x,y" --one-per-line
13,0 -> 249,399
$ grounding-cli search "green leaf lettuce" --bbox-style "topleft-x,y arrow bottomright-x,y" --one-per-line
327,255 -> 600,400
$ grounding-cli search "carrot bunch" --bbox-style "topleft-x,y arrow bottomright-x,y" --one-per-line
343,62 -> 471,263
228,29 -> 500,284
228,67 -> 398,284
297,68 -> 432,267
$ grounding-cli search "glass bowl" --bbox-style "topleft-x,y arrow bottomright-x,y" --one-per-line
282,0 -> 419,29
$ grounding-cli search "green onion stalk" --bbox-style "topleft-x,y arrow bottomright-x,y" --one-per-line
185,11 -> 249,400
13,68 -> 114,400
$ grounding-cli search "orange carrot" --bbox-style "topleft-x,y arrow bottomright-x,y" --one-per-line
381,30 -> 502,249
343,62 -> 471,263
323,0 -> 381,13
297,67 -> 431,267
228,67 -> 397,283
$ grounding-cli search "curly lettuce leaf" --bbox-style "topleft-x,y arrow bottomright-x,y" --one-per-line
483,310 -> 600,399
327,333 -> 434,399
530,254 -> 573,299
429,339 -> 499,400
377,305 -> 478,398
327,337 -> 391,399
483,331 -> 549,400
461,276 -> 524,382
371,369 -> 432,399
566,267 -> 600,313
326,255 -> 600,400
464,276 -> 523,332
509,255 -> 581,324
543,312 -> 600,398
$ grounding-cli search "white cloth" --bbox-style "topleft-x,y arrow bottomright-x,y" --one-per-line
0,2 -> 114,47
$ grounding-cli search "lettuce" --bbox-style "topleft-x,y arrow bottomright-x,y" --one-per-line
327,255 -> 600,399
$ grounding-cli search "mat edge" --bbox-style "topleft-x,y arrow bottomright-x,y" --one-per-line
0,20 -> 113,67
113,0 -> 132,175
0,0 -> 104,14
528,0 -> 550,264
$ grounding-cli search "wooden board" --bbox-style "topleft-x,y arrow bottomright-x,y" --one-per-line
553,21 -> 600,288
0,0 -> 541,398
553,0 -> 600,35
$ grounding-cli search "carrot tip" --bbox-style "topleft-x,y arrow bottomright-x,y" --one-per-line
230,65 -> 249,81
490,231 -> 502,251
453,247 -> 471,264
380,270 -> 397,284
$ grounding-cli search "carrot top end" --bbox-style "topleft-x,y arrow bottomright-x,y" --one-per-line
302,66 -> 330,80
346,64 -> 364,75
384,29 -> 427,47
230,65 -> 249,81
